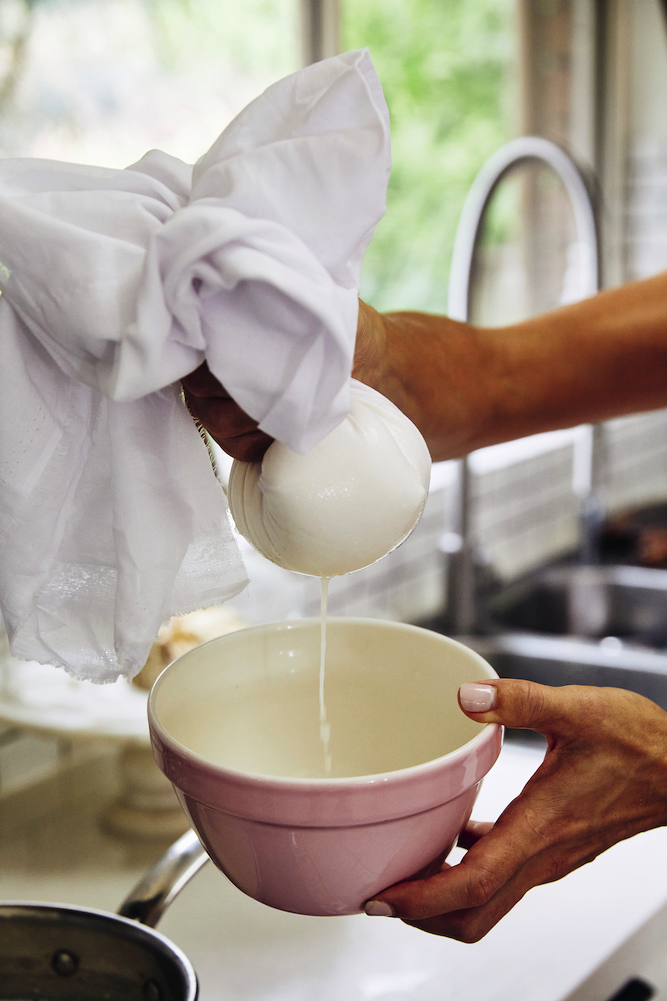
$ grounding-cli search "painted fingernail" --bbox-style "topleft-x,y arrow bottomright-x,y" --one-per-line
365,900 -> 396,917
459,683 -> 496,713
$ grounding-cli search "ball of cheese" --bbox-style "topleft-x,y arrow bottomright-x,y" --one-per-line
227,382 -> 431,577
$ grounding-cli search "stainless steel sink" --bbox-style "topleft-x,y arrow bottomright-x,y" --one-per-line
466,632 -> 667,712
488,565 -> 667,648
420,564 -> 667,713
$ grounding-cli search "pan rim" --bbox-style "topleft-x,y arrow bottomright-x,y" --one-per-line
0,900 -> 198,1001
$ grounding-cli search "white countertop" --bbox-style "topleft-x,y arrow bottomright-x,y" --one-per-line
2,736 -> 667,1001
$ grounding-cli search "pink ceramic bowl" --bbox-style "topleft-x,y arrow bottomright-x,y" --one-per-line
148,618 -> 502,916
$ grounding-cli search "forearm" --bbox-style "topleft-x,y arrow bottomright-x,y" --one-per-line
354,270 -> 667,461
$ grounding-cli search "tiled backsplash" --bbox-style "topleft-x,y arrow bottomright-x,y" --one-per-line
470,438 -> 581,582
3,407 -> 667,798
604,410 -> 667,513
626,146 -> 667,284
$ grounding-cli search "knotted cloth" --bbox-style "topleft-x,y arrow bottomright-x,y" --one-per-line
0,49 -> 391,682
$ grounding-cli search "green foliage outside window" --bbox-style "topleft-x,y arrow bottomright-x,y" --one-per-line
342,0 -> 516,313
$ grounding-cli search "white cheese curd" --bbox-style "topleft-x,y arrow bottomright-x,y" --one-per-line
227,381 -> 431,577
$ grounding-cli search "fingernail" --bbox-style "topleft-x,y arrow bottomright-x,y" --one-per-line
365,900 -> 396,917
459,683 -> 496,713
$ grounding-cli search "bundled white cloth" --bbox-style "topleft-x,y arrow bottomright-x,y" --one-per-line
228,381 -> 431,577
0,49 -> 391,682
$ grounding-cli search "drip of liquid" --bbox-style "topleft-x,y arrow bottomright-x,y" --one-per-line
319,576 -> 332,775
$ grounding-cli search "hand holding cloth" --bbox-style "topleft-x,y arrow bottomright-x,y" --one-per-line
0,49 -> 390,682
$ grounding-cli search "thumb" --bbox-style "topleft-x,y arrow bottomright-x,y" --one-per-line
458,678 -> 574,735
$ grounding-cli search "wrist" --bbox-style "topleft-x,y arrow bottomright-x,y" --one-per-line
374,311 -> 499,460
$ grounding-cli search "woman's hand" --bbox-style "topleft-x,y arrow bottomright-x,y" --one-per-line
365,678 -> 667,942
180,301 -> 390,461
184,271 -> 667,461
181,362 -> 273,462
181,299 -> 490,462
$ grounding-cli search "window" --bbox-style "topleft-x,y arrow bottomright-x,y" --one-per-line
0,0 -> 299,165
342,0 -> 517,313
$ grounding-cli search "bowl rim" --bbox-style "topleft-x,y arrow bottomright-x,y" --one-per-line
148,616 -> 501,791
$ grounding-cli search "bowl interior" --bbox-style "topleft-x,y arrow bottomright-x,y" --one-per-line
151,619 -> 496,780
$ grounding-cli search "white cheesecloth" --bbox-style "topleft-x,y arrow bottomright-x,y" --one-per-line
0,49 -> 391,682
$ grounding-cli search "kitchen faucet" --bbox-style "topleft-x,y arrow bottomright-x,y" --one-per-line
445,136 -> 601,634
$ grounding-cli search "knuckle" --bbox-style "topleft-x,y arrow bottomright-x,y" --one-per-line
520,681 -> 548,728
463,865 -> 500,908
